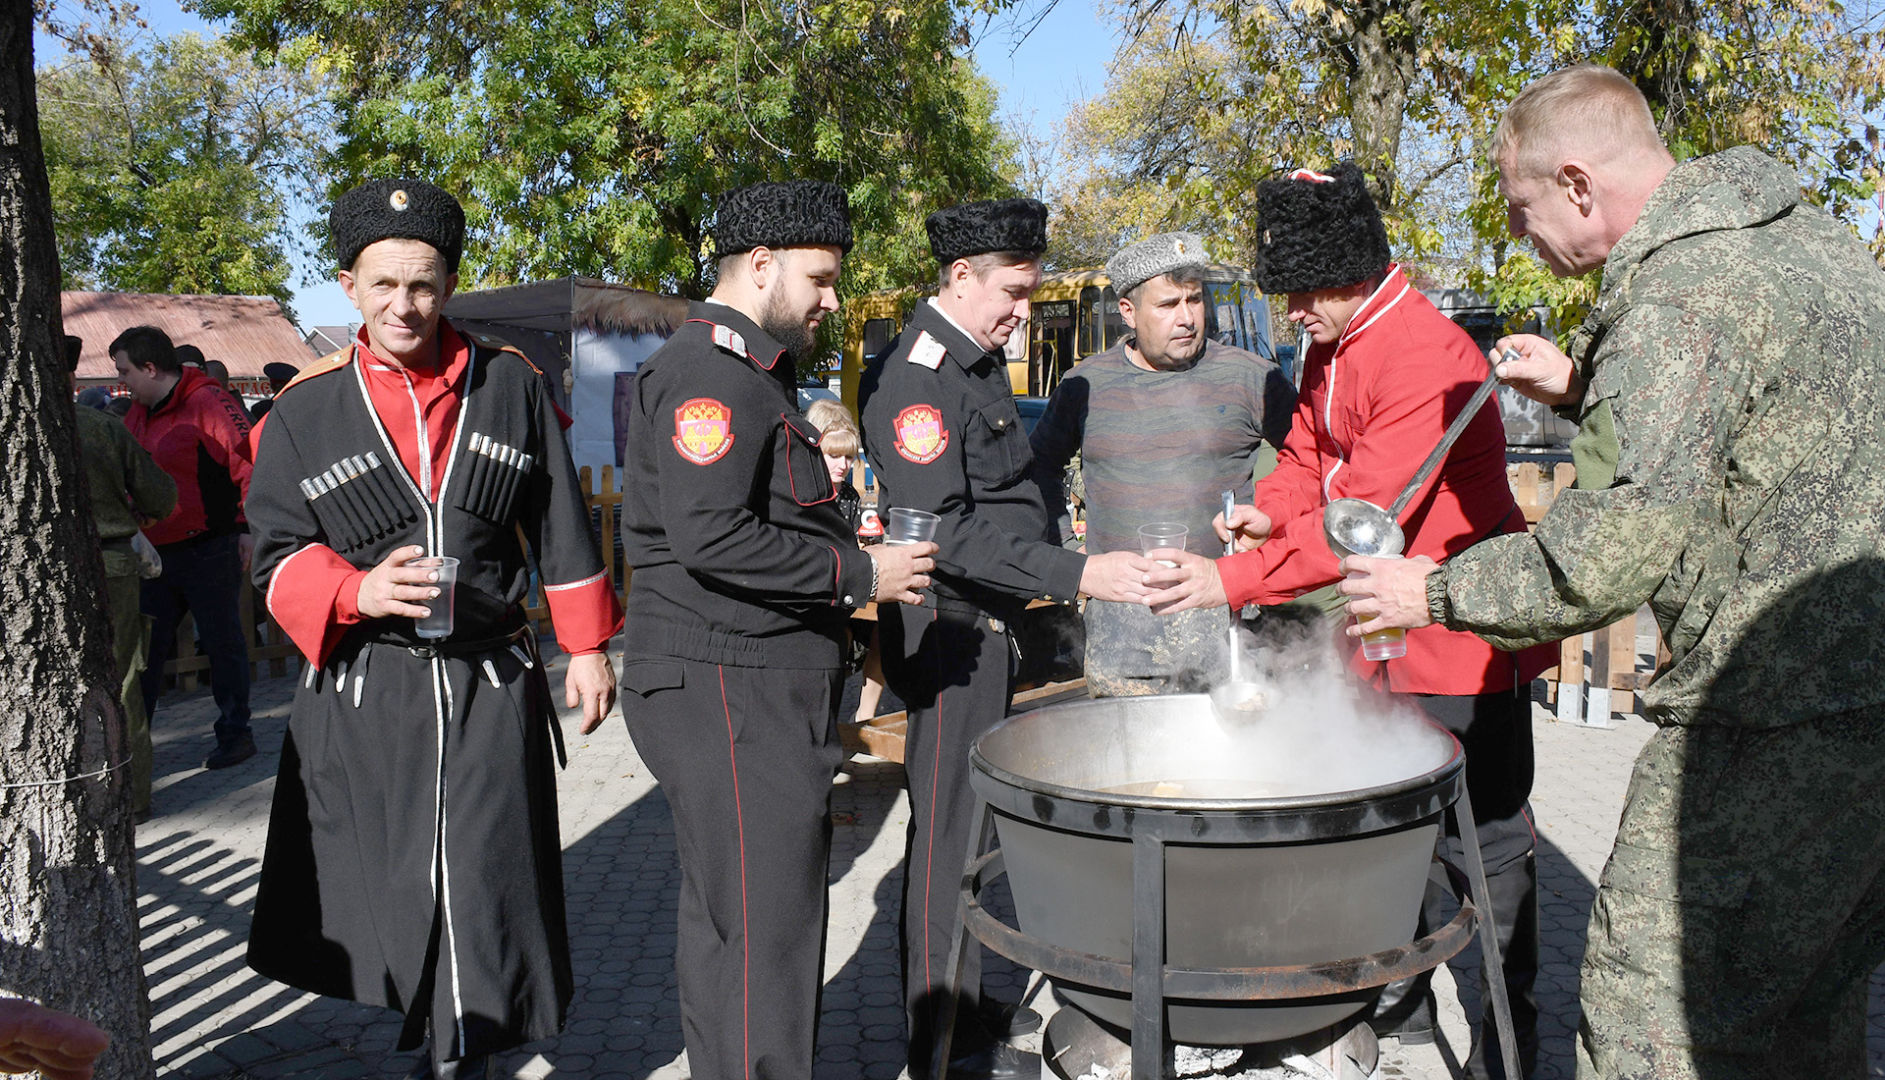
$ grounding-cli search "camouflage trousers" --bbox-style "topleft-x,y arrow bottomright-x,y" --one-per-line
103,555 -> 153,815
1081,600 -> 1233,698
1576,704 -> 1885,1079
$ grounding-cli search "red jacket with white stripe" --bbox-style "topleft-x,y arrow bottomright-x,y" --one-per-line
1219,265 -> 1554,694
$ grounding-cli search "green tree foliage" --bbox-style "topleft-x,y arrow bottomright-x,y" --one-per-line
1048,15 -> 1252,267
1062,0 -> 1884,331
202,0 -> 1021,305
35,11 -> 330,311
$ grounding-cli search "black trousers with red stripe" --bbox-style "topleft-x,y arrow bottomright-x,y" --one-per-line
622,656 -> 845,1080
880,604 -> 1015,1065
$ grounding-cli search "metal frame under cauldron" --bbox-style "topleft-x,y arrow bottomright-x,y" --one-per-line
931,777 -> 1521,1080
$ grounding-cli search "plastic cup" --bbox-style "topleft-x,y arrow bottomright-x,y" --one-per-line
1354,553 -> 1407,660
884,507 -> 940,546
412,556 -> 460,640
1361,624 -> 1408,661
1138,522 -> 1188,566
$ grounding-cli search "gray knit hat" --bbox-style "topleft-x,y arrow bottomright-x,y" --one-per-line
1106,231 -> 1208,297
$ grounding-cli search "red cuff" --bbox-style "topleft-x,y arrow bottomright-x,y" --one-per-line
334,569 -> 367,622
543,571 -> 624,655
1218,551 -> 1267,611
266,546 -> 368,667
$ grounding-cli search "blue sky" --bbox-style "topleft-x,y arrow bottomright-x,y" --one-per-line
43,1 -> 1882,328
47,0 -> 1117,330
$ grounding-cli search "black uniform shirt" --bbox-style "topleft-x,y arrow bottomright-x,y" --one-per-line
859,300 -> 1084,617
621,301 -> 873,669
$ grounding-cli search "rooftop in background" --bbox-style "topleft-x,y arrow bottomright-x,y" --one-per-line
64,292 -> 316,382
303,324 -> 360,355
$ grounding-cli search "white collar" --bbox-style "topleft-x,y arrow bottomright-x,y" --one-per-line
1337,264 -> 1410,347
926,297 -> 988,352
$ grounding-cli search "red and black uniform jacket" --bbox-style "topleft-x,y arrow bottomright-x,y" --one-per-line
1222,265 -> 1555,694
620,301 -> 875,670
126,365 -> 254,545
248,323 -> 620,666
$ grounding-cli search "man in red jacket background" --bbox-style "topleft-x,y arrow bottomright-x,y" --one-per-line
114,324 -> 258,770
1145,164 -> 1553,1079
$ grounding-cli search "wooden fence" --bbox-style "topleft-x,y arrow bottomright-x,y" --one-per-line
165,461 -> 1661,727
1507,461 -> 1665,726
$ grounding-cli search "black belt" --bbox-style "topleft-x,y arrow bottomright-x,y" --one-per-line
357,623 -> 564,767
363,623 -> 531,660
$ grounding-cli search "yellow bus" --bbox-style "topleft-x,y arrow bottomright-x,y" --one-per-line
838,263 -> 1275,411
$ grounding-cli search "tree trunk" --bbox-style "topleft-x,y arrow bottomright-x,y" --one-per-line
1345,0 -> 1423,212
1604,0 -> 1703,137
0,1 -> 157,1076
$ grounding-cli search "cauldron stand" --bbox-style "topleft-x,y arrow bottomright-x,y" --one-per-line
931,787 -> 1520,1080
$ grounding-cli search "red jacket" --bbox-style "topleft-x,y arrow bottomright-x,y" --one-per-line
1220,265 -> 1553,694
126,367 -> 254,545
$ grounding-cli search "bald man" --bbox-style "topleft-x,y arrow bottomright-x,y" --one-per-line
1340,65 -> 1885,1079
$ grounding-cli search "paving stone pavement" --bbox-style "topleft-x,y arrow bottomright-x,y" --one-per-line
135,654 -> 1885,1079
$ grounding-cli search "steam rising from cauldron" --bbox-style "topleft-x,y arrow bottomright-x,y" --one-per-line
1168,615 -> 1444,799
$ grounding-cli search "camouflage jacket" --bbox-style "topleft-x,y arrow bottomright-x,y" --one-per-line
1433,146 -> 1885,727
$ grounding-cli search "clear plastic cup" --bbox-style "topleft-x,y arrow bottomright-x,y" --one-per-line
1361,623 -> 1407,661
412,556 -> 460,640
1138,522 -> 1188,566
1355,553 -> 1407,660
884,507 -> 940,546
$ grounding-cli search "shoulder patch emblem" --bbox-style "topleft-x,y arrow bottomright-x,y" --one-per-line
893,404 -> 949,464
711,323 -> 747,357
907,332 -> 947,370
673,397 -> 735,465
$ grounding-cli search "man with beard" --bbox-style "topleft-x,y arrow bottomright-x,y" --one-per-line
1029,232 -> 1296,696
618,179 -> 937,1080
859,198 -> 1150,1080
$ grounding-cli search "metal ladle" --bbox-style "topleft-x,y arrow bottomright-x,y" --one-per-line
1323,348 -> 1515,560
1210,488 -> 1267,721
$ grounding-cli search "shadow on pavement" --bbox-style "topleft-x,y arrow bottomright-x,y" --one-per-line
1436,829 -> 1594,1080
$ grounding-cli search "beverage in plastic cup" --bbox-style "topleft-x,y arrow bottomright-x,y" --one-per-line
1361,624 -> 1407,661
1355,553 -> 1407,660
1138,522 -> 1188,567
412,555 -> 460,640
884,507 -> 940,546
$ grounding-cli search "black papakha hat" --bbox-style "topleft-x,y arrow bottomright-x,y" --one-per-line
330,178 -> 466,272
1255,163 -> 1391,294
926,198 -> 1048,265
714,180 -> 854,256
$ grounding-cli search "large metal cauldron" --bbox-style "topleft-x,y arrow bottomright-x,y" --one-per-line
968,693 -> 1464,1046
